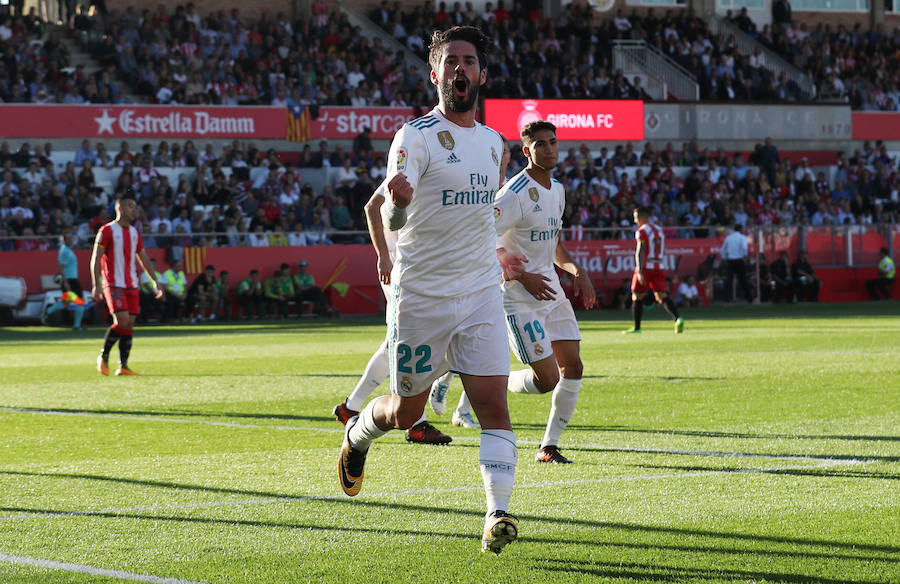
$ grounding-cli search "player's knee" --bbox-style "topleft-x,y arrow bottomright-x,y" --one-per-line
535,369 -> 560,393
560,360 -> 583,379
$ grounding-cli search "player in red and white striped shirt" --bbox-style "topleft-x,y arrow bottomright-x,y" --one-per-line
624,206 -> 684,334
90,195 -> 162,376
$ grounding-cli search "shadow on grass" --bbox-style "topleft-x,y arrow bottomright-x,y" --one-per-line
2,469 -> 899,559
633,463 -> 900,481
536,559 -> 888,584
0,317 -> 388,343
1,405 -> 336,424
508,422 -> 900,444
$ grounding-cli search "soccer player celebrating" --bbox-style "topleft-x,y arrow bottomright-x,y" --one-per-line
494,120 -> 596,464
90,195 -> 162,375
337,26 -> 522,554
332,181 -> 453,446
623,206 -> 684,334
428,137 -> 513,429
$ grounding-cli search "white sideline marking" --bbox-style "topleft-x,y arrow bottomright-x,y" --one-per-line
0,407 -> 875,464
0,552 -> 211,584
0,459 -> 864,522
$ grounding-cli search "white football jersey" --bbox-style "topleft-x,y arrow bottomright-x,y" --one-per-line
386,107 -> 504,297
494,169 -> 566,305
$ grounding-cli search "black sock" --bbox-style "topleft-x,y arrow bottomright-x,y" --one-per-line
119,333 -> 133,368
102,327 -> 120,361
632,299 -> 643,330
662,297 -> 680,320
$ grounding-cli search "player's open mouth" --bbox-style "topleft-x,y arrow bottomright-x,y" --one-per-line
453,78 -> 468,96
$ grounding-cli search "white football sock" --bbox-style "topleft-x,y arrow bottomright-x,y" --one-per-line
436,371 -> 455,387
346,344 -> 390,411
455,390 -> 472,415
507,368 -> 542,394
348,397 -> 389,451
541,377 -> 582,448
479,429 -> 517,514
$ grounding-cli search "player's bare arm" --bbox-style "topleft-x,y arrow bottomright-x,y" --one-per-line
517,271 -> 555,301
137,249 -> 163,299
635,240 -> 647,285
554,239 -> 597,308
364,190 -> 392,285
90,242 -> 104,300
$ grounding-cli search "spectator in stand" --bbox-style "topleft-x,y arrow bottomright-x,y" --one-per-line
236,269 -> 264,319
791,252 -> 820,302
292,259 -> 333,316
184,264 -> 218,322
74,140 -> 98,168
675,275 -> 701,308
263,267 -> 291,318
769,250 -> 795,302
866,247 -> 895,300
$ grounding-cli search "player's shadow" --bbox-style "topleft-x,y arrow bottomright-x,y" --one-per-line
558,425 -> 900,443
149,373 -> 362,379
3,469 -> 899,558
535,559 -> 886,584
631,463 -> 900,481
0,405 -> 337,424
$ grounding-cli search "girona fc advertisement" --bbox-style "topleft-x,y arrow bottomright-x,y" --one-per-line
0,105 -> 286,138
484,99 -> 644,141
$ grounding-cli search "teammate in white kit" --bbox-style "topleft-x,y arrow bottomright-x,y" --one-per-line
494,120 -> 596,464
90,195 -> 162,376
337,26 -> 523,554
331,181 -> 453,445
623,206 -> 684,334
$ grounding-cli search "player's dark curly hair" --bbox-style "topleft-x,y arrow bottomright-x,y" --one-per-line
520,120 -> 557,145
635,205 -> 653,218
428,26 -> 493,72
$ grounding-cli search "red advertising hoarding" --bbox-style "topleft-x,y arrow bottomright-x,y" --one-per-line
313,107 -> 417,139
851,112 -> 900,140
0,104 -> 420,140
0,105 -> 287,139
483,99 -> 645,141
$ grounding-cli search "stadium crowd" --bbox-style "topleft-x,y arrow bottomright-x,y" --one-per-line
2,0 -> 899,110
0,135 -> 897,256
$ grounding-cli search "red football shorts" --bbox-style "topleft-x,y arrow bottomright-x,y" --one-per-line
104,287 -> 140,315
632,268 -> 667,294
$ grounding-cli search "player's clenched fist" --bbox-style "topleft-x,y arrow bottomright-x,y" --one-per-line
388,172 -> 413,209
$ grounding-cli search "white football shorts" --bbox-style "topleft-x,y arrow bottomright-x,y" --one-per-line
388,285 -> 510,397
505,297 -> 581,365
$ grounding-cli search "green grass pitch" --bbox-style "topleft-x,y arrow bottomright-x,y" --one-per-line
1,302 -> 898,583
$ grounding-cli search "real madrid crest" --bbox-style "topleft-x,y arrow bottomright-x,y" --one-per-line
534,343 -> 544,356
401,376 -> 412,392
529,187 -> 539,202
437,130 -> 455,151
491,146 -> 499,166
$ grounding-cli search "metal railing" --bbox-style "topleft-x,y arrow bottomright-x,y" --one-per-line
708,17 -> 817,101
612,39 -> 700,101
2,224 -> 894,268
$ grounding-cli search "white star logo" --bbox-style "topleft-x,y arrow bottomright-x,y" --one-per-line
94,109 -> 116,135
